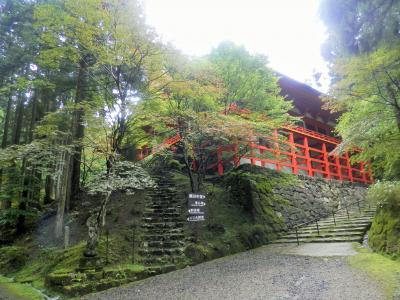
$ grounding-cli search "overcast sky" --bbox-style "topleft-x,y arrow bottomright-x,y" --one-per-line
143,0 -> 329,91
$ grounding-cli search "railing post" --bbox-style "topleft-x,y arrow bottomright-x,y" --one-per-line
332,211 -> 336,226
217,146 -> 223,175
273,130 -> 281,171
295,228 -> 299,246
288,132 -> 298,174
335,155 -> 343,181
303,136 -> 313,176
357,200 -> 361,214
316,221 -> 320,236
344,152 -> 354,182
346,206 -> 350,220
322,143 -> 330,179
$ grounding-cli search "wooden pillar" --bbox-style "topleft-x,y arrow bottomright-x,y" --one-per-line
273,129 -> 281,171
322,143 -> 330,179
360,162 -> 367,184
217,146 -> 223,175
335,156 -> 343,181
249,142 -> 256,166
233,143 -> 239,167
288,132 -> 298,174
344,152 -> 354,182
303,136 -> 313,176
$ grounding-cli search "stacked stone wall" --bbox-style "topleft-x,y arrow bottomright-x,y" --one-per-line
226,164 -> 368,229
272,174 -> 367,226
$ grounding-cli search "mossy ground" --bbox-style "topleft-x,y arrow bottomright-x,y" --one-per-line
0,275 -> 45,300
349,243 -> 400,299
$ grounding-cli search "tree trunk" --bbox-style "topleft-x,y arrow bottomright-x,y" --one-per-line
84,191 -> 111,257
70,59 -> 87,207
182,140 -> 196,193
12,93 -> 24,145
0,95 -> 12,209
54,147 -> 71,239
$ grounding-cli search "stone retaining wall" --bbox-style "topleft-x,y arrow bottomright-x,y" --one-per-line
225,164 -> 368,230
272,174 -> 367,226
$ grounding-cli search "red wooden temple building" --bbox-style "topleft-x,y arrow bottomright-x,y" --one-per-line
137,75 -> 373,184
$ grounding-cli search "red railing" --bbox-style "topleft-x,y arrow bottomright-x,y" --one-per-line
215,128 -> 373,184
136,128 -> 372,184
136,134 -> 182,160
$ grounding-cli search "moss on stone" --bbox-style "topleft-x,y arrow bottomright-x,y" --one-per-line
367,181 -> 400,259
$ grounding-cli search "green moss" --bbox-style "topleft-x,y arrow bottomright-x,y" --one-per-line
0,246 -> 28,274
367,181 -> 400,259
349,244 -> 400,299
0,275 -> 45,300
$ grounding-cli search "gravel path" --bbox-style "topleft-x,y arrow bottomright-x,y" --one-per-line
84,244 -> 384,300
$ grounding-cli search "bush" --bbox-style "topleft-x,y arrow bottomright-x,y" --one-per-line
368,181 -> 400,259
0,246 -> 28,274
184,244 -> 211,264
238,224 -> 268,249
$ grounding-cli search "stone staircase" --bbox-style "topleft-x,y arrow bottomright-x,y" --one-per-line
273,204 -> 376,244
140,174 -> 186,273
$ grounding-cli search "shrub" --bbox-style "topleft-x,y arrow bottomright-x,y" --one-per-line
368,181 -> 400,259
0,246 -> 28,274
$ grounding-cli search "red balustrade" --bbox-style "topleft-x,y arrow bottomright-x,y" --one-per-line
214,128 -> 373,184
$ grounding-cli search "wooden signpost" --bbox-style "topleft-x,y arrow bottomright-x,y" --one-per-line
187,193 -> 206,222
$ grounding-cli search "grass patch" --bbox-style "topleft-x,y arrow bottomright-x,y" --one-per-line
0,275 -> 45,300
349,244 -> 400,299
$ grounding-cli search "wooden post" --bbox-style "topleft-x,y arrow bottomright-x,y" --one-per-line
289,132 -> 298,174
322,143 -> 330,179
360,163 -> 367,184
303,136 -> 313,176
249,142 -> 256,166
273,129 -> 281,171
233,143 -> 239,167
344,153 -> 353,182
335,155 -> 343,181
217,146 -> 223,175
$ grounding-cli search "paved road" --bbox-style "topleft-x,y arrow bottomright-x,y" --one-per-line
84,244 -> 384,300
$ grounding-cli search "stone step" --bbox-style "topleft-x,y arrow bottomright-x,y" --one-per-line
294,226 -> 368,234
142,228 -> 184,235
142,257 -> 182,265
143,234 -> 185,241
149,204 -> 181,209
302,219 -> 372,228
143,212 -> 181,218
273,236 -> 363,244
146,265 -> 177,275
141,222 -> 184,229
139,248 -> 183,256
281,231 -> 365,239
147,240 -> 185,248
145,208 -> 180,214
142,217 -> 182,223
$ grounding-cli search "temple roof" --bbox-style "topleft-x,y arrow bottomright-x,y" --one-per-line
277,74 -> 339,125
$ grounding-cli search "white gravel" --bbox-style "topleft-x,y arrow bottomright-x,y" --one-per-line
83,244 -> 384,300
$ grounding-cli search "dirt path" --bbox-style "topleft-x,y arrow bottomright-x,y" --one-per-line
83,244 -> 384,300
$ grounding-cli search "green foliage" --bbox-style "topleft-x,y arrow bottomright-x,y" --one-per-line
0,246 -> 28,274
85,160 -> 156,195
224,164 -> 295,228
367,181 -> 400,259
324,43 -> 400,179
320,0 -> 400,59
209,41 -> 292,124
